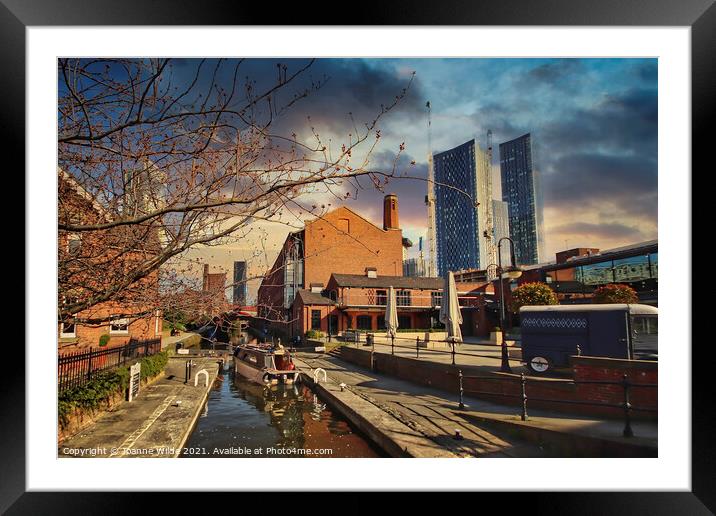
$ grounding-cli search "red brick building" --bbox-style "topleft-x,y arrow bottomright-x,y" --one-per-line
58,169 -> 162,350
287,271 -> 494,337
257,194 -> 405,336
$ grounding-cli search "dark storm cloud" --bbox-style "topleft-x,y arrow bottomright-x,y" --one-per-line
541,88 -> 658,157
287,59 -> 425,136
546,153 -> 656,218
165,58 -> 423,138
550,221 -> 645,240
527,59 -> 584,85
346,149 -> 430,226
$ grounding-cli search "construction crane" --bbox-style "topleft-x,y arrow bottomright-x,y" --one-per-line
425,101 -> 437,277
484,129 -> 498,279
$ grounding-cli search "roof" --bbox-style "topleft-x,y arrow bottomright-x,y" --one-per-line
520,304 -> 658,315
533,240 -> 658,271
304,205 -> 389,234
330,273 -> 444,290
295,289 -> 335,306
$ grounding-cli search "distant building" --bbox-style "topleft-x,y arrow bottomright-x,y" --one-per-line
203,264 -> 227,296
403,257 -> 427,277
518,240 -> 658,306
433,139 -> 495,276
499,133 -> 544,265
233,261 -> 248,306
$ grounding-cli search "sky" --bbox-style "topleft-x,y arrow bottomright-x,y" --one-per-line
165,58 -> 658,302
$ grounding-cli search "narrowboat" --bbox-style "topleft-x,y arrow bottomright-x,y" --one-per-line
233,344 -> 300,385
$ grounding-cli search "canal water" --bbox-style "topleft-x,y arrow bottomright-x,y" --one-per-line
182,362 -> 385,458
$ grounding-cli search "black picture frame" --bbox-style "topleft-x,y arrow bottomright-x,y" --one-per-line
4,0 -> 707,512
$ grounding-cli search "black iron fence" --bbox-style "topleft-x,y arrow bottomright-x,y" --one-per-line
58,338 -> 162,393
456,370 -> 657,438
337,334 -> 657,438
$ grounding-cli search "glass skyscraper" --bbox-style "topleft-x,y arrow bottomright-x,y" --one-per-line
492,199 -> 510,266
499,133 -> 545,265
433,139 -> 494,277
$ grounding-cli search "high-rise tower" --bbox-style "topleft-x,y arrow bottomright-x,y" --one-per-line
499,133 -> 545,265
433,138 -> 495,276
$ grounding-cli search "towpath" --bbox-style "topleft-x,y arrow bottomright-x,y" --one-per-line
59,356 -> 222,458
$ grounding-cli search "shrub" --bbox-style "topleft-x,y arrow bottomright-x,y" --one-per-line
592,284 -> 639,304
140,351 -> 168,380
58,368 -> 130,426
510,282 -> 558,313
58,351 -> 168,427
98,334 -> 110,347
305,330 -> 324,339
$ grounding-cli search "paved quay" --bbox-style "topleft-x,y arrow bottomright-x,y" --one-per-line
161,331 -> 201,350
59,355 -> 222,458
293,352 -> 657,458
294,354 -> 547,458
337,338 -> 532,375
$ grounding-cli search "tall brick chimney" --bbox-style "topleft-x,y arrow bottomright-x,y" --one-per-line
383,193 -> 399,230
202,264 -> 209,291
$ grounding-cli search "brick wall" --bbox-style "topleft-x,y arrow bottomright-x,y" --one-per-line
339,347 -> 657,419
59,302 -> 161,351
303,207 -> 404,288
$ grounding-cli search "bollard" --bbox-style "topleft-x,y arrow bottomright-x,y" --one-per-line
451,342 -> 456,366
622,373 -> 634,437
391,334 -> 395,355
184,360 -> 193,384
458,370 -> 465,409
520,373 -> 529,421
416,336 -> 420,359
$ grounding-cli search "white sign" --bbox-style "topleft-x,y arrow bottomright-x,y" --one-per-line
128,362 -> 141,401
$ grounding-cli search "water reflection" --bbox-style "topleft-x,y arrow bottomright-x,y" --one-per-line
182,365 -> 384,458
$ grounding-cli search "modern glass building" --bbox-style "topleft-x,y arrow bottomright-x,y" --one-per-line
499,133 -> 544,265
519,240 -> 658,306
433,139 -> 494,277
492,199 -> 510,266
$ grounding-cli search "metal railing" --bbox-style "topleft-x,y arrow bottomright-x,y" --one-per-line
340,333 -> 656,438
349,333 -> 516,365
58,338 -> 162,393
456,370 -> 656,438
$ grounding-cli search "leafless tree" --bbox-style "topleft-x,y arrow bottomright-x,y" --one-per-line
58,58 -> 415,325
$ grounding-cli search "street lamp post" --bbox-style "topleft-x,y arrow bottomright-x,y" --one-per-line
497,237 -> 522,373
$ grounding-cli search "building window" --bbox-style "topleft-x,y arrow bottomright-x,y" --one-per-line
377,316 -> 386,329
396,290 -> 411,306
431,291 -> 442,307
60,320 -> 76,338
311,310 -> 321,330
376,290 -> 387,306
357,315 -> 372,330
109,316 -> 129,335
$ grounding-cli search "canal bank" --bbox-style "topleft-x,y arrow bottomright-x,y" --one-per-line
59,355 -> 222,458
292,353 -> 657,458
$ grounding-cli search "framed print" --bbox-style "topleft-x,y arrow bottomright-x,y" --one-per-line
5,0 -> 710,512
